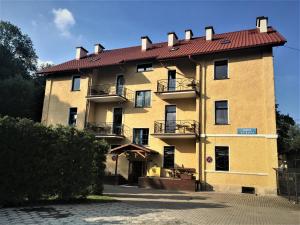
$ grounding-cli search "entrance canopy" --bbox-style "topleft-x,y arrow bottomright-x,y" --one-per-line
110,143 -> 158,159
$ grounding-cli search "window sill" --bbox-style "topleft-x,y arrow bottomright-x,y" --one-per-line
135,106 -> 152,109
214,77 -> 229,80
136,69 -> 154,73
71,90 -> 81,92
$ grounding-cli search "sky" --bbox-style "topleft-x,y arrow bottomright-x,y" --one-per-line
0,0 -> 299,121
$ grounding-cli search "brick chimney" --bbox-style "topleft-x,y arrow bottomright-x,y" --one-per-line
76,47 -> 88,60
141,36 -> 152,51
168,32 -> 179,47
205,26 -> 214,41
256,16 -> 268,33
94,44 -> 105,54
185,29 -> 193,41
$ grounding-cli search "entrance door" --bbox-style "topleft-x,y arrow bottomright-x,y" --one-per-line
165,105 -> 176,133
128,161 -> 144,185
167,70 -> 176,91
113,108 -> 122,135
116,75 -> 124,96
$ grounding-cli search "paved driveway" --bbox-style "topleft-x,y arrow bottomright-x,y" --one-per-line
0,185 -> 299,224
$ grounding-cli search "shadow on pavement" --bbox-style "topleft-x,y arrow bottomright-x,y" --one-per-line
106,193 -> 208,201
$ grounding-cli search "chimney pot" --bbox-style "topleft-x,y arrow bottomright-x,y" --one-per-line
141,36 -> 152,51
94,44 -> 105,54
205,26 -> 214,41
76,47 -> 88,60
185,29 -> 193,40
256,16 -> 268,33
168,32 -> 179,47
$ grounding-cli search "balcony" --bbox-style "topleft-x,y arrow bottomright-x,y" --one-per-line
152,120 -> 200,139
85,122 -> 126,139
155,78 -> 199,99
87,84 -> 131,103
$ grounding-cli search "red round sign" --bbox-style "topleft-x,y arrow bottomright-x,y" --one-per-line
206,156 -> 213,163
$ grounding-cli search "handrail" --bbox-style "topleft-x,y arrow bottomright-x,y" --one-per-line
157,78 -> 200,93
86,122 -> 126,136
88,83 -> 133,99
154,120 -> 200,135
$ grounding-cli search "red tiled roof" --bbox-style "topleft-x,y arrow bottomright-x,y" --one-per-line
39,27 -> 286,74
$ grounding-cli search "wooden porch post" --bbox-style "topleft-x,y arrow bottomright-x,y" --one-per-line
114,155 -> 119,185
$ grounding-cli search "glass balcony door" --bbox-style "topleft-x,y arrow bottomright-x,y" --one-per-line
116,75 -> 124,96
113,107 -> 122,135
165,105 -> 176,133
167,70 -> 176,91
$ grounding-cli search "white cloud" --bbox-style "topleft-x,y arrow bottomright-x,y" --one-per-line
37,59 -> 54,69
52,8 -> 75,37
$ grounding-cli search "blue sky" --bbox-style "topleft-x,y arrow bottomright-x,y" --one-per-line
1,0 -> 299,121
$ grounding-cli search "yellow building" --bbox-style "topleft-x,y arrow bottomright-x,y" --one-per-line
40,17 -> 286,195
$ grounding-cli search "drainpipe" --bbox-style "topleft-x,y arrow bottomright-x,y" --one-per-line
188,55 -> 202,189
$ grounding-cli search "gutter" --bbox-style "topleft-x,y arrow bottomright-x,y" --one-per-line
188,55 -> 203,186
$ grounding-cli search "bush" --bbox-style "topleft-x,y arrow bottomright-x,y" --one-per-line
0,116 -> 108,205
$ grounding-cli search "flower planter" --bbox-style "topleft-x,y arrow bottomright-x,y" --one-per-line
180,174 -> 193,180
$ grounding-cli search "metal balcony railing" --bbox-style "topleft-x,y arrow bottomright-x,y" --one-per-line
88,84 -> 131,99
86,122 -> 125,137
154,120 -> 200,136
157,78 -> 199,93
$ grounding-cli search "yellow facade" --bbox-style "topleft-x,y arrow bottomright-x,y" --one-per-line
42,48 -> 278,195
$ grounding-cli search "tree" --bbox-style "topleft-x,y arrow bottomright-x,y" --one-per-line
276,104 -> 295,155
0,116 -> 108,205
276,105 -> 300,168
0,77 -> 37,119
0,21 -> 46,121
0,21 -> 37,79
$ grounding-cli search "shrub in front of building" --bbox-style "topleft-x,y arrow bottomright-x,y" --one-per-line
0,116 -> 108,206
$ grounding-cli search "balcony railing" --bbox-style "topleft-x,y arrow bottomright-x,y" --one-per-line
88,84 -> 131,99
86,122 -> 126,137
154,120 -> 200,136
156,78 -> 199,93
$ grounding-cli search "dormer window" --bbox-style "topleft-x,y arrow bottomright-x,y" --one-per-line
137,63 -> 153,72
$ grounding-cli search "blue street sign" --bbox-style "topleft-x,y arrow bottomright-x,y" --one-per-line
237,128 -> 257,135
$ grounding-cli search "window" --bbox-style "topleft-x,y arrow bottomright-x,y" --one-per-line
71,76 -> 80,91
68,107 -> 77,126
135,91 -> 151,107
165,105 -> 176,133
215,146 -> 229,171
168,70 -> 176,91
214,60 -> 228,80
215,101 -> 228,124
137,63 -> 153,72
163,146 -> 175,169
133,128 -> 149,145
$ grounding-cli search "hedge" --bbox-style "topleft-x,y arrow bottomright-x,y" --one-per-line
0,116 -> 108,205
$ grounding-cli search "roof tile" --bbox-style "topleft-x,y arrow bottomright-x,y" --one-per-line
40,27 -> 286,74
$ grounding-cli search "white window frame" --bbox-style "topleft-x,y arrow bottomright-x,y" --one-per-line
214,145 -> 230,172
214,100 -> 230,125
213,59 -> 229,80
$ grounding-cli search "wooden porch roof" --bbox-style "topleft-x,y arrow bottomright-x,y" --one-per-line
110,143 -> 158,158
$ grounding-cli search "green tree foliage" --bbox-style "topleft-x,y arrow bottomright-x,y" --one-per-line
0,21 -> 47,121
0,21 -> 37,79
276,104 -> 296,155
0,116 -> 108,205
0,77 -> 37,119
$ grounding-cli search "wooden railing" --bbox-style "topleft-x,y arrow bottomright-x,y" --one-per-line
154,120 -> 200,135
